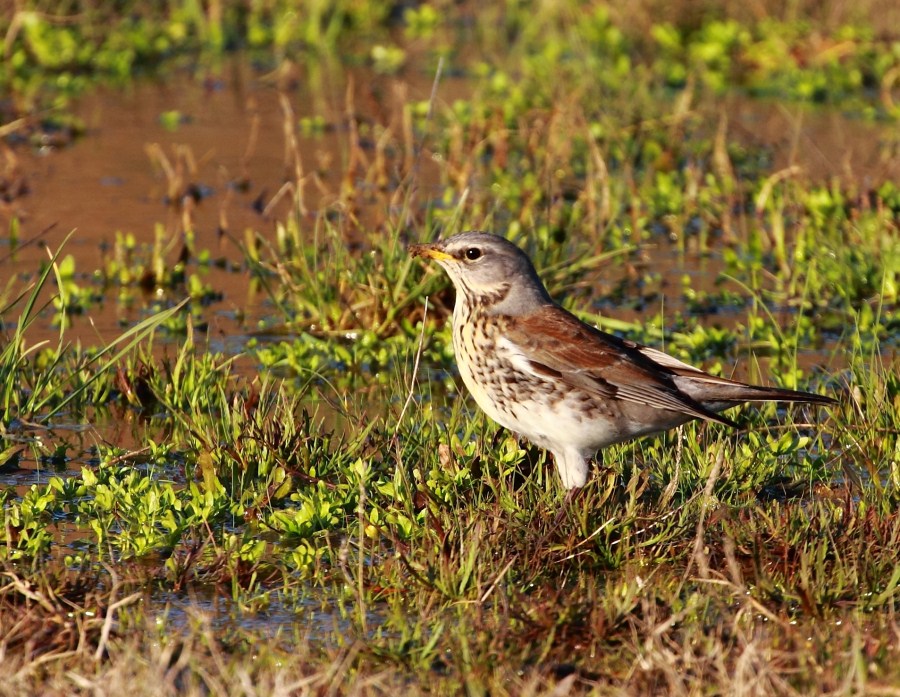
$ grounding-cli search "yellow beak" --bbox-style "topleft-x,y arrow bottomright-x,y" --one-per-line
409,243 -> 455,262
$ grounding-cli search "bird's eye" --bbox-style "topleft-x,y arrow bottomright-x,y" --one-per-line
465,247 -> 482,260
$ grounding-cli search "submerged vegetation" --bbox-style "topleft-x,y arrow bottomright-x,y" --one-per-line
1,0 -> 899,694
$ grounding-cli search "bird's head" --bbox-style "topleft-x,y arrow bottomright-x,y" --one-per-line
410,231 -> 552,313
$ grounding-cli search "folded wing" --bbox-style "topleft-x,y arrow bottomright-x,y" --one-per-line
502,305 -> 738,427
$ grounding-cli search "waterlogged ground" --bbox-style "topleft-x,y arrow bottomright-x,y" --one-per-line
2,64 -> 881,535
1,2 -> 899,695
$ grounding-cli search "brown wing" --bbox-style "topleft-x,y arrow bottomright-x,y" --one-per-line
503,305 -> 738,426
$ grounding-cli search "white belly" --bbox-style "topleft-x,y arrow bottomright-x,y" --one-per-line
452,317 -> 620,452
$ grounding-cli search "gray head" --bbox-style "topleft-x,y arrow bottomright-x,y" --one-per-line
409,231 -> 552,314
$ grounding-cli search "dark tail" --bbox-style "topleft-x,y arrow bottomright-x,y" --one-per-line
718,383 -> 837,406
675,373 -> 838,409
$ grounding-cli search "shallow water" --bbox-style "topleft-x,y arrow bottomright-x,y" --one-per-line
1,55 -> 461,351
155,581 -> 385,645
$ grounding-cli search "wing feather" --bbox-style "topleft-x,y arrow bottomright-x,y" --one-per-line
502,306 -> 736,426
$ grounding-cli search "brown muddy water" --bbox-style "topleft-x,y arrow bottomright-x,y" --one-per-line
1,57 -> 462,350
1,56 -> 895,633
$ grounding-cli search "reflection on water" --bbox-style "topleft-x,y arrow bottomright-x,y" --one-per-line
156,582 -> 386,646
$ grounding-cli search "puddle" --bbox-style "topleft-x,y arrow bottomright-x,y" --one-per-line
1,55 -> 461,352
715,92 -> 900,184
155,583 -> 386,646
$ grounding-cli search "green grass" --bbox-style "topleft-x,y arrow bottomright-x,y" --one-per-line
1,1 -> 900,694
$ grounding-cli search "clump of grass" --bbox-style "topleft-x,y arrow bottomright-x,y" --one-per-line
0,236 -> 188,424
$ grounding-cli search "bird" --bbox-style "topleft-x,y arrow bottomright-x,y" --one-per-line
410,231 -> 836,489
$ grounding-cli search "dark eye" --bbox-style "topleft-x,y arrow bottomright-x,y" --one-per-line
465,247 -> 482,260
